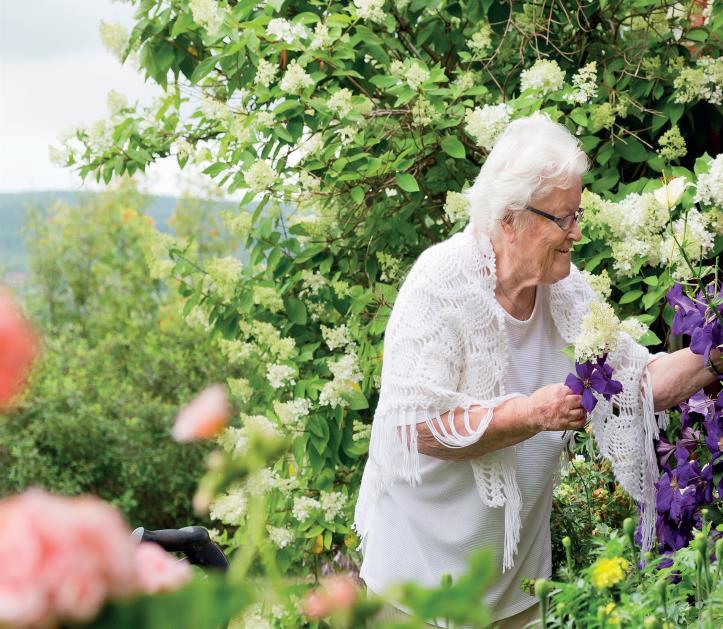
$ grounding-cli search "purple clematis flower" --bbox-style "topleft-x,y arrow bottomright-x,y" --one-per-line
594,354 -> 623,399
704,414 -> 723,460
655,436 -> 677,470
690,318 -> 723,366
656,463 -> 699,523
666,283 -> 705,337
679,390 -> 716,429
565,360 -> 606,412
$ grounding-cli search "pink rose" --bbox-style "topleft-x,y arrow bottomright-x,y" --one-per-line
0,290 -> 39,410
0,489 -> 137,627
301,575 -> 358,619
171,384 -> 230,442
135,542 -> 192,595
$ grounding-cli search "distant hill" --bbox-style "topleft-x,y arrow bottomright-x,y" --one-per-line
0,191 -> 229,281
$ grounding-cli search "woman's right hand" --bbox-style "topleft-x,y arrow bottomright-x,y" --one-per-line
526,383 -> 587,432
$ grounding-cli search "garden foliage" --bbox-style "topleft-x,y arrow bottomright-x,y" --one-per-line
43,0 -> 723,625
0,187 -> 234,529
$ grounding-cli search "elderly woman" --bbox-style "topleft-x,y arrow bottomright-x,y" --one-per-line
354,115 -> 723,628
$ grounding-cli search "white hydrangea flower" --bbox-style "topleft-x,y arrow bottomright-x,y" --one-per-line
411,96 -> 439,126
695,153 -> 723,208
253,286 -> 283,312
255,58 -> 278,88
300,269 -> 327,296
319,353 -> 363,408
106,90 -> 128,117
99,21 -> 128,61
464,103 -> 512,150
224,211 -> 253,238
86,119 -> 113,153
581,269 -> 612,300
174,137 -> 193,159
620,318 -> 648,341
189,0 -> 226,37
267,526 -> 294,548
454,71 -> 476,91
565,62 -> 598,104
272,398 -> 311,428
319,491 -> 347,521
321,324 -> 352,351
184,305 -> 212,332
468,23 -> 492,57
206,256 -> 243,301
266,18 -> 309,43
218,340 -> 254,364
405,62 -> 430,90
353,0 -> 386,23
611,238 -> 651,276
210,485 -> 247,525
279,59 -> 314,94
660,209 -> 715,272
266,363 -> 296,389
674,56 -> 723,105
575,301 -> 622,362
376,251 -> 402,282
389,60 -> 405,76
244,160 -> 276,193
309,21 -> 335,50
520,59 -> 565,95
327,88 -> 354,119
352,419 -> 372,441
292,496 -> 320,521
227,376 -> 253,402
239,320 -> 296,360
48,145 -> 69,167
444,191 -> 469,223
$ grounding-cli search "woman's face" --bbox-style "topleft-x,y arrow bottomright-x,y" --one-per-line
509,180 -> 583,285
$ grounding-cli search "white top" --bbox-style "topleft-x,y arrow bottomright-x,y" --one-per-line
360,284 -> 574,623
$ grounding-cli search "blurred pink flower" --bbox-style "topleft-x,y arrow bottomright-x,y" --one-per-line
301,575 -> 358,619
0,488 -> 137,627
0,290 -> 39,410
135,542 -> 191,595
172,384 -> 230,442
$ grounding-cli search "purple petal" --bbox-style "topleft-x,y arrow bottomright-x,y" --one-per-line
582,387 -> 597,413
565,372 -> 584,394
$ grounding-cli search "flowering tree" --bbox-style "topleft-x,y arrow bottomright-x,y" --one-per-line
53,0 -> 723,601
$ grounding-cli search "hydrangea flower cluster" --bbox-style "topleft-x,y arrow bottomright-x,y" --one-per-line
565,61 -> 598,104
99,21 -> 129,61
467,23 -> 492,57
189,0 -> 226,37
254,58 -> 278,88
266,18 -> 309,43
520,59 -> 565,95
464,103 -> 512,150
443,191 -> 470,223
695,153 -> 723,208
674,56 -> 723,106
279,60 -> 314,94
656,126 -> 687,162
353,0 -> 386,23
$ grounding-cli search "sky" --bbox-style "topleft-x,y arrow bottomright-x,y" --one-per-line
0,0 -> 194,196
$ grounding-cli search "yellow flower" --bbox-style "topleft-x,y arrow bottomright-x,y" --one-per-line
601,602 -> 621,625
590,556 -> 629,589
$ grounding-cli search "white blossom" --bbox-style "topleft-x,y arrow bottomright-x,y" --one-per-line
272,398 -> 311,429
106,90 -> 128,116
575,301 -> 622,362
206,256 -> 243,301
309,21 -> 335,50
266,18 -> 309,43
468,23 -> 492,57
292,496 -> 320,521
352,419 -> 372,441
255,58 -> 278,88
267,526 -> 294,548
565,62 -> 598,104
581,270 -> 612,300
353,0 -> 386,23
210,485 -> 247,525
520,59 -> 565,95
227,376 -> 253,402
244,160 -> 276,193
99,21 -> 128,60
279,59 -> 314,94
321,324 -> 352,351
620,318 -> 648,341
319,491 -> 347,521
444,191 -> 469,223
405,62 -> 430,91
695,153 -> 723,208
464,104 -> 511,150
266,364 -> 296,389
189,0 -> 226,37
327,88 -> 354,119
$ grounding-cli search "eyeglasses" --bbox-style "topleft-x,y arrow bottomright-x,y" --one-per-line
526,206 -> 584,231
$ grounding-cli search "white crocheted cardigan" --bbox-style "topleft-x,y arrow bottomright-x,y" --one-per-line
354,224 -> 668,571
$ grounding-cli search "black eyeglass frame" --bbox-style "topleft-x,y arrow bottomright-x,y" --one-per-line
526,206 -> 584,230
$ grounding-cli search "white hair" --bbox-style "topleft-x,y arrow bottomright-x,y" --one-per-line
464,113 -> 590,238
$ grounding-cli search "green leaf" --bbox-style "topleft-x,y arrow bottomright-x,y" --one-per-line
638,330 -> 662,346
617,136 -> 648,163
350,186 -> 365,204
344,387 -> 369,411
396,172 -> 419,192
619,290 -> 643,305
190,55 -> 218,83
284,297 -> 307,325
643,275 -> 658,286
440,136 -> 466,159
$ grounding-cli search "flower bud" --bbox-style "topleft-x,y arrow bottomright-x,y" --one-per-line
562,536 -> 572,549
643,616 -> 659,628
623,517 -> 635,538
535,578 -> 551,600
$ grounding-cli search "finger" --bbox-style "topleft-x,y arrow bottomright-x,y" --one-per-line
565,394 -> 583,408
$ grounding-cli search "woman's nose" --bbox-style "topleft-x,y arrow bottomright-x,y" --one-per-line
568,220 -> 582,241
